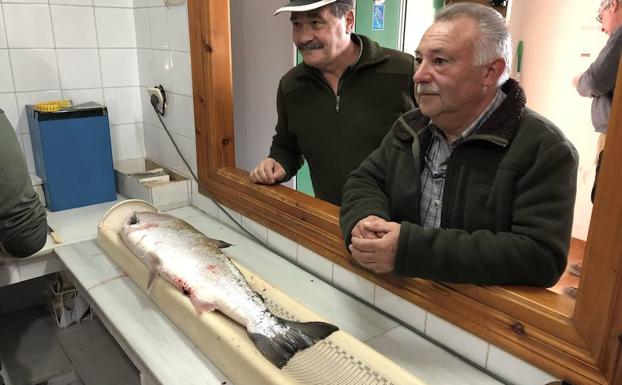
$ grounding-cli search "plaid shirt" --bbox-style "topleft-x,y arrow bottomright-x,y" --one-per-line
420,89 -> 506,229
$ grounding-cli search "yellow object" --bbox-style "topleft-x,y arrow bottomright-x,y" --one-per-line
34,100 -> 73,112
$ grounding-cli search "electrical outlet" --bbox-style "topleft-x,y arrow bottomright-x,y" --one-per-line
147,87 -> 164,108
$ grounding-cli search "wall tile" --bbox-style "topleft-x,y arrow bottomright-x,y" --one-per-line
134,0 -> 150,7
170,51 -> 191,95
109,123 -> 145,161
93,0 -> 133,7
56,49 -> 101,89
297,245 -> 333,283
332,264 -> 375,304
168,93 -> 194,139
143,122 -> 159,162
374,285 -> 427,332
156,121 -> 180,170
4,4 -> 54,48
4,0 -> 49,3
217,205 -> 242,231
192,181 -> 218,218
149,6 -> 168,49
15,89 -> 62,133
61,88 -> 104,105
141,89 -> 159,126
50,0 -> 93,5
50,5 -> 97,48
151,49 -> 172,91
486,346 -> 557,385
267,230 -> 298,263
95,7 -> 136,48
172,132 -> 195,177
240,216 -> 268,245
0,92 -> 19,129
10,49 -> 60,92
134,7 -> 151,49
148,0 -> 162,6
0,50 -> 14,92
425,313 -> 490,368
103,86 -> 142,125
99,48 -> 139,87
0,7 -> 8,48
167,4 -> 189,52
137,49 -> 153,86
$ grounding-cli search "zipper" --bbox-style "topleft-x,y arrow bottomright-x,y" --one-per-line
335,95 -> 340,112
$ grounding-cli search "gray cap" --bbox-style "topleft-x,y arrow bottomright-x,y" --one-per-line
274,0 -> 338,15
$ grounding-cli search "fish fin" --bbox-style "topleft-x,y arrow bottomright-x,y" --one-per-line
249,317 -> 338,369
147,269 -> 158,292
206,237 -> 233,249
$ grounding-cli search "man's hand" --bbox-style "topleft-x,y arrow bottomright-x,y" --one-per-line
351,215 -> 386,239
250,158 -> 286,184
349,221 -> 401,273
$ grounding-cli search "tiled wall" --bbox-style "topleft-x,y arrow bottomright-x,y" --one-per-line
134,0 -> 195,178
0,0 -> 145,173
192,182 -> 558,385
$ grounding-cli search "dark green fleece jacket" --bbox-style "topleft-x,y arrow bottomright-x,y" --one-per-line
269,34 -> 415,206
0,110 -> 47,257
340,80 -> 578,287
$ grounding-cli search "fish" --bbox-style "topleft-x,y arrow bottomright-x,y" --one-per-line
120,211 -> 338,368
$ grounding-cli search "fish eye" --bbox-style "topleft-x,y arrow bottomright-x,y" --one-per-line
129,214 -> 139,225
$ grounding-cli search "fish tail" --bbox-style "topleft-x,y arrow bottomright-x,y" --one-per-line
249,317 -> 338,369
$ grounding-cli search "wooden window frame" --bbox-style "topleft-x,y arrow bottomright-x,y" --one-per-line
188,1 -> 622,383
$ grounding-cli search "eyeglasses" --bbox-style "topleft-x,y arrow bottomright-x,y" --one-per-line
596,2 -> 612,23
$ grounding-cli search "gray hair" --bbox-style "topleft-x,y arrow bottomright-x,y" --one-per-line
435,3 -> 512,85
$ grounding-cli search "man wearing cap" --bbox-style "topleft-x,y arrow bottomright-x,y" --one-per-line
249,0 -> 415,206
573,0 -> 622,202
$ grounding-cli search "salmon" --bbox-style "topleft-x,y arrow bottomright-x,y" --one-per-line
120,211 -> 338,368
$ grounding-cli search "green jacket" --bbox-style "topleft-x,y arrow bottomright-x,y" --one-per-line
269,34 -> 415,205
340,80 -> 578,287
0,110 -> 47,257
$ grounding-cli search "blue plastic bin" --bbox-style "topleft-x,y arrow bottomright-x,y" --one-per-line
27,104 -> 116,211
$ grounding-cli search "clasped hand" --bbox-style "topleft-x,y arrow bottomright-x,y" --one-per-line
349,215 -> 400,273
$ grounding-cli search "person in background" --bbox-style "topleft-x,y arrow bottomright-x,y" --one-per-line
0,109 -> 48,261
250,0 -> 416,206
339,3 -> 579,286
569,0 -> 622,280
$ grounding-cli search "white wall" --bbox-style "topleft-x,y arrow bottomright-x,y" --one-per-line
230,0 -> 294,172
509,0 -> 608,240
402,0 -> 435,55
0,0 -> 145,172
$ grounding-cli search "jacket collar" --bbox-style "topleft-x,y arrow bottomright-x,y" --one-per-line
297,34 -> 389,78
394,79 -> 527,147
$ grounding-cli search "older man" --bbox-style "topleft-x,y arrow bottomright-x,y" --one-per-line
340,3 -> 578,287
250,0 -> 415,206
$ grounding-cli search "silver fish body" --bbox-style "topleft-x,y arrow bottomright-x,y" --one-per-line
120,211 -> 337,368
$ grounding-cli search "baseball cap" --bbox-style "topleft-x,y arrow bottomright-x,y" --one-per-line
274,0 -> 339,15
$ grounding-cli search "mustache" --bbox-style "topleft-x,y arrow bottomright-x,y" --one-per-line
416,83 -> 440,94
297,41 -> 323,51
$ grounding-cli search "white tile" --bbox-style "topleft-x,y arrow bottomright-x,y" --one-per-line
3,4 -> 54,48
95,7 -> 136,48
167,4 -> 189,52
17,255 -> 61,281
143,122 -> 160,161
4,0 -> 49,3
151,49 -> 172,91
266,229 -> 298,263
193,188 -> 218,218
141,88 -> 159,126
173,132 -> 196,177
99,49 -> 139,87
374,285 -> 427,332
0,93 -> 19,129
0,263 -> 20,287
170,51 -> 191,96
240,216 -> 268,245
61,88 -> 104,105
109,123 -> 145,161
169,93 -> 194,138
21,133 -> 35,173
15,90 -> 62,133
425,312 -> 490,368
50,0 -> 93,5
56,49 -> 102,89
217,205 -> 242,231
297,245 -> 333,283
55,242 -> 125,291
148,0 -> 163,6
134,0 -> 149,7
137,49 -> 154,87
0,7 -> 8,48
156,122 -> 181,171
103,86 -> 142,125
367,327 -> 505,385
165,205 -> 202,220
134,7 -> 151,49
0,50 -> 14,92
149,6 -> 168,49
94,0 -> 133,6
10,49 -> 60,92
332,264 -> 375,305
50,5 -> 97,48
486,345 -> 557,385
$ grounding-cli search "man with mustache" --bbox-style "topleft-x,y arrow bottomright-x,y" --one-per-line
340,3 -> 579,286
250,0 -> 415,206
